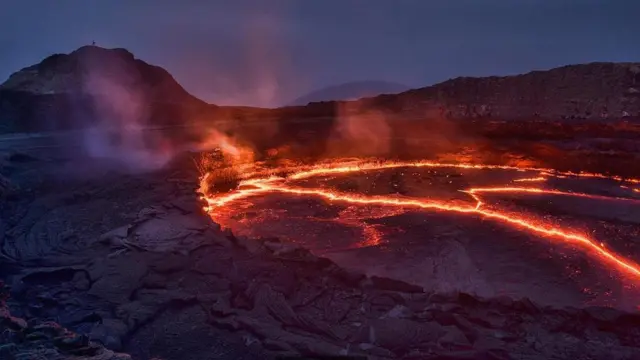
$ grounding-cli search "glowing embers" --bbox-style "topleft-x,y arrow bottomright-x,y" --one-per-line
200,159 -> 640,281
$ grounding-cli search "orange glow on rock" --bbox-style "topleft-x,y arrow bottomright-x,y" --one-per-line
200,159 -> 640,280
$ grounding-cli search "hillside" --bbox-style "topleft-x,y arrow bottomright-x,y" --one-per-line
1,46 -> 640,135
0,46 -> 212,133
356,62 -> 640,121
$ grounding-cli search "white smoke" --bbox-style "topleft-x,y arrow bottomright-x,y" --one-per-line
80,57 -> 175,172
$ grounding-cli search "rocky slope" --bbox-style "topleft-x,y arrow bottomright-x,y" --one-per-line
0,46 -> 211,133
356,62 -> 640,121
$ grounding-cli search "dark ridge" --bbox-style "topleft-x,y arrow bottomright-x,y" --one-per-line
289,80 -> 410,106
2,46 -> 640,135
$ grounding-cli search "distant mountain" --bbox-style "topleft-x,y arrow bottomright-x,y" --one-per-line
0,46 -> 211,133
289,81 -> 410,106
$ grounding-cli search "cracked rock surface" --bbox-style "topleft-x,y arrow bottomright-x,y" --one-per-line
2,151 -> 640,360
0,280 -> 132,360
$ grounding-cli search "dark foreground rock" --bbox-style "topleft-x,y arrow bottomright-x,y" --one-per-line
0,281 -> 131,360
5,204 -> 640,359
1,153 -> 640,360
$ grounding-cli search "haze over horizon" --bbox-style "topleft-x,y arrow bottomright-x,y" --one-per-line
1,0 -> 639,108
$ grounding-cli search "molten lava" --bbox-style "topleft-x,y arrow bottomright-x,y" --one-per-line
200,158 -> 640,281
513,176 -> 547,182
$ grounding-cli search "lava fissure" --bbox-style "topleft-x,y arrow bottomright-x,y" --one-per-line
201,159 -> 640,280
513,177 -> 547,182
467,186 -> 640,203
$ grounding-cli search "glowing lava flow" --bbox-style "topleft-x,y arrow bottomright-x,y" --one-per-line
513,177 -> 547,182
467,187 -> 640,203
201,159 -> 640,280
283,159 -> 640,184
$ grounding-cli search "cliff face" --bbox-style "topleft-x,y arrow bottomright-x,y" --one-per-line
0,46 -> 211,133
369,62 -> 640,121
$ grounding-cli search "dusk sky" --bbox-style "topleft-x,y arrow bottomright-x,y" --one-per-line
1,0 -> 639,107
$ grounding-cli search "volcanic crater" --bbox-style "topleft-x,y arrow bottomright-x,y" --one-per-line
203,159 -> 640,312
4,46 -> 640,360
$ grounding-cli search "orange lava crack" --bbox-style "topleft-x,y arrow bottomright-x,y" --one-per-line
201,159 -> 640,280
513,176 -> 547,182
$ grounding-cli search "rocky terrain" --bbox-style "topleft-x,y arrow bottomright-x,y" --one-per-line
2,46 -> 640,136
3,47 -> 640,182
1,280 -> 131,360
3,46 -> 640,359
2,141 -> 640,360
350,62 -> 640,121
